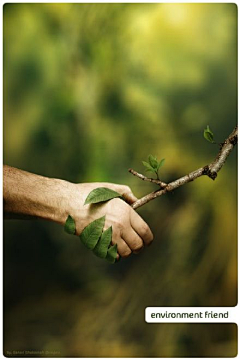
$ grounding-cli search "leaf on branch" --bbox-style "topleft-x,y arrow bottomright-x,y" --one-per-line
106,243 -> 118,263
64,215 -> 76,235
80,216 -> 105,250
157,158 -> 165,170
143,155 -> 165,178
84,187 -> 122,205
148,154 -> 158,169
142,161 -> 156,174
204,125 -> 214,143
93,226 -> 112,258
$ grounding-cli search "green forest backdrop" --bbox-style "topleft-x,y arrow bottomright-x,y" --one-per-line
3,3 -> 237,357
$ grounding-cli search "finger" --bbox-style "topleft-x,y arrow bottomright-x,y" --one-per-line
123,191 -> 138,204
117,185 -> 138,204
111,236 -> 132,258
130,210 -> 153,246
122,227 -> 144,252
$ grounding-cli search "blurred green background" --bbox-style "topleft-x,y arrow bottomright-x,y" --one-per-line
3,3 -> 237,357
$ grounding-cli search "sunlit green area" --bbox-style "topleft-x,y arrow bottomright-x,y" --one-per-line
3,3 -> 237,357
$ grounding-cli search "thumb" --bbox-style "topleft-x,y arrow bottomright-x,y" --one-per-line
117,185 -> 138,205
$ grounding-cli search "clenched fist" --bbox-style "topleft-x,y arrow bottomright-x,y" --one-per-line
64,182 -> 153,259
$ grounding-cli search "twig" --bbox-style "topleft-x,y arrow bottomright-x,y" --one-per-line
131,126 -> 238,210
128,168 -> 167,188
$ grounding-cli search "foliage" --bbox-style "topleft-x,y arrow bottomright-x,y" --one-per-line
79,216 -> 105,250
64,215 -> 76,235
84,187 -> 122,205
204,125 -> 215,143
106,243 -> 118,263
79,215 -> 118,263
143,155 -> 165,179
93,226 -> 112,258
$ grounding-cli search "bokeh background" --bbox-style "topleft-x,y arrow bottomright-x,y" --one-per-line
3,3 -> 237,357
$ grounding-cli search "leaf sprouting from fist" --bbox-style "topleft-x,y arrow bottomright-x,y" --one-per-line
80,216 -> 105,250
64,215 -> 76,235
93,226 -> 112,258
84,187 -> 122,205
106,243 -> 118,263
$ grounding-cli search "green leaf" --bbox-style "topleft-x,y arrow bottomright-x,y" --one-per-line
148,154 -> 158,169
64,215 -> 76,235
204,125 -> 214,143
106,243 -> 118,264
80,216 -> 105,250
84,187 -> 122,205
142,161 -> 156,173
145,169 -> 155,173
157,158 -> 165,170
93,226 -> 112,258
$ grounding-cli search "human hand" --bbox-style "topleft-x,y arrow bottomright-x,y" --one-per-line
61,182 -> 153,259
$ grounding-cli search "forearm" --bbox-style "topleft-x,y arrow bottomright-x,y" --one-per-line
3,165 -> 72,224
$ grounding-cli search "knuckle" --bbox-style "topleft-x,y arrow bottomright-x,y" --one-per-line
133,243 -> 143,252
131,238 -> 143,251
120,247 -> 132,258
148,237 -> 154,245
142,223 -> 150,236
112,219 -> 124,231
116,222 -> 124,234
147,233 -> 154,245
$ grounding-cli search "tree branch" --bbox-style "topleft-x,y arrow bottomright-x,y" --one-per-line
128,168 -> 167,188
131,126 -> 238,210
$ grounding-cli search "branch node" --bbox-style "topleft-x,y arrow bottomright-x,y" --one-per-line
202,165 -> 209,175
219,142 -> 224,150
209,172 -> 217,180
202,165 -> 217,180
230,134 -> 238,146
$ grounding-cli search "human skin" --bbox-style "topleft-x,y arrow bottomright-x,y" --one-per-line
3,165 -> 153,259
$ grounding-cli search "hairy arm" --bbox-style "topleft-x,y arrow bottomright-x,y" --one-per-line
3,165 -> 153,257
3,165 -> 72,223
